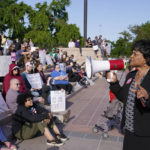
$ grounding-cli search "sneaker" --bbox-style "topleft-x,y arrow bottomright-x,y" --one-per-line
47,139 -> 63,147
56,133 -> 68,142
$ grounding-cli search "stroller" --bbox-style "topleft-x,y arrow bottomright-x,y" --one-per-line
93,98 -> 123,138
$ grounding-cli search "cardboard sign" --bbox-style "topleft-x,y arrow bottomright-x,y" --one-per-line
51,90 -> 66,112
59,63 -> 66,72
39,50 -> 46,65
26,73 -> 42,89
93,45 -> 98,51
0,56 -> 12,77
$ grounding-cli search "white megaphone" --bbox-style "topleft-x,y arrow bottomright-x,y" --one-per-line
86,56 -> 128,78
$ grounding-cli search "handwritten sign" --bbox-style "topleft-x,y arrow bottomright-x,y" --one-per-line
51,90 -> 66,112
26,73 -> 42,89
0,56 -> 12,77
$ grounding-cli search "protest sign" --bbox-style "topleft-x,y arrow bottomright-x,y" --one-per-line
59,63 -> 66,72
51,90 -> 66,112
0,56 -> 11,77
39,50 -> 46,66
26,73 -> 42,89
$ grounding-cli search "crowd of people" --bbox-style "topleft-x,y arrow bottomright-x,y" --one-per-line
1,32 -> 150,150
0,34 -> 94,149
67,35 -> 111,58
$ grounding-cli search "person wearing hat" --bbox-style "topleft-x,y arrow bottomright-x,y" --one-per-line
49,48 -> 58,63
3,63 -> 26,99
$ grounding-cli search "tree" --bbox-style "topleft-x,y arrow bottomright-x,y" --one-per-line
111,30 -> 132,57
56,24 -> 81,47
129,21 -> 150,41
0,0 -> 17,33
2,2 -> 32,39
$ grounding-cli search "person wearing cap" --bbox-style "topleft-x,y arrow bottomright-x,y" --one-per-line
49,48 -> 58,63
2,63 -> 26,98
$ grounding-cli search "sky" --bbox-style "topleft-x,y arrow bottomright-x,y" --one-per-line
18,0 -> 150,42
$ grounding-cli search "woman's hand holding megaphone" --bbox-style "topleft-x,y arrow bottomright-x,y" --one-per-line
106,71 -> 117,83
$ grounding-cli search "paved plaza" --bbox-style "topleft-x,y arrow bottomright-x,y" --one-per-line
15,72 -> 126,150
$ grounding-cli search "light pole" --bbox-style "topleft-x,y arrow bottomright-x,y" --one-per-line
84,0 -> 87,47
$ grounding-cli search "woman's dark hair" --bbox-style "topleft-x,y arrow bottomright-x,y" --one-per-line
34,63 -> 43,73
132,39 -> 150,66
17,92 -> 33,105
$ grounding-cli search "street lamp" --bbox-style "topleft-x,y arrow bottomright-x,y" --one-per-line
84,0 -> 87,47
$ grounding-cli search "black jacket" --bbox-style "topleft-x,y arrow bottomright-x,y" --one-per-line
12,103 -> 49,135
110,70 -> 150,136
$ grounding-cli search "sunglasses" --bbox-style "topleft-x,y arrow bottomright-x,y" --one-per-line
16,83 -> 20,86
13,68 -> 19,71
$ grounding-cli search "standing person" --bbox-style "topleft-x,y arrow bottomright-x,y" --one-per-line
1,33 -> 6,54
68,39 -> 75,48
106,40 -> 150,150
75,39 -> 82,56
29,38 -> 34,47
92,36 -> 99,58
101,38 -> 108,58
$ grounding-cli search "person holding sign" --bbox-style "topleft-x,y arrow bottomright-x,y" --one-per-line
51,64 -> 73,95
106,40 -> 150,150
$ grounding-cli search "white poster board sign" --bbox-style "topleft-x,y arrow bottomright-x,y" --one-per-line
51,90 -> 66,112
26,73 -> 42,89
39,50 -> 46,66
0,56 -> 11,77
93,45 -> 98,51
0,92 -> 9,113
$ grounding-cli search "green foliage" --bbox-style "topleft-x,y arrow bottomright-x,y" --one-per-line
56,24 -> 81,47
25,30 -> 55,49
129,21 -> 150,41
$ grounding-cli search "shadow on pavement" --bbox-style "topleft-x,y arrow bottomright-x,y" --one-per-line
47,147 -> 59,150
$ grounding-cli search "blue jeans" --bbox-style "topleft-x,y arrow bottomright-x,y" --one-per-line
0,127 -> 7,148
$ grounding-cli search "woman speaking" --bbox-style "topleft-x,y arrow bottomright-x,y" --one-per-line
107,40 -> 150,150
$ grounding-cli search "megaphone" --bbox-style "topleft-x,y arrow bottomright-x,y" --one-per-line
86,56 -> 128,78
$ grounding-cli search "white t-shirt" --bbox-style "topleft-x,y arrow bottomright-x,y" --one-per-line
68,42 -> 75,48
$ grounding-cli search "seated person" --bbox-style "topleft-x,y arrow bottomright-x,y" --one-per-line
21,62 -> 41,97
12,93 -> 67,147
41,76 -> 53,105
6,79 -> 20,114
34,63 -> 46,83
3,63 -> 26,98
51,64 -> 72,94
67,66 -> 87,88
0,126 -> 17,150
